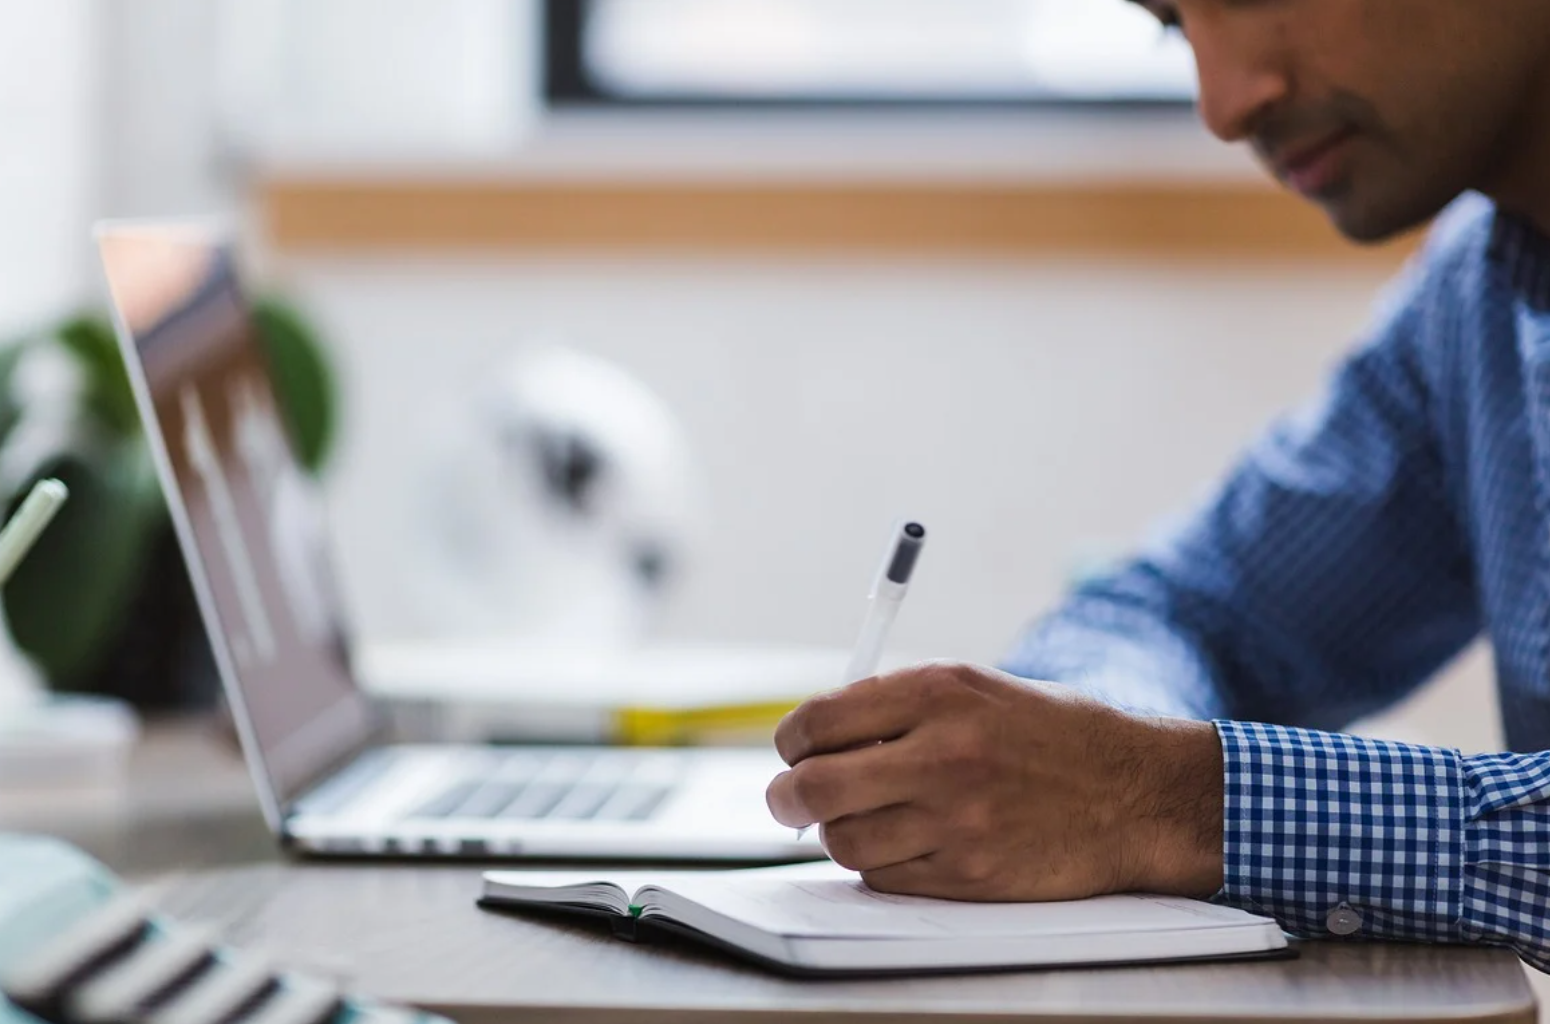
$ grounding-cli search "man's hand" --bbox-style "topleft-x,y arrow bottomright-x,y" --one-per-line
766,662 -> 1224,902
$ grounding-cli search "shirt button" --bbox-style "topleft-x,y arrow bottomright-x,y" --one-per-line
1326,902 -> 1363,937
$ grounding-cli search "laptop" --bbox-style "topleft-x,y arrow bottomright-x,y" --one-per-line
95,220 -> 821,862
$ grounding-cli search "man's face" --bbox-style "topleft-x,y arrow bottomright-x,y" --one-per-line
1134,0 -> 1550,242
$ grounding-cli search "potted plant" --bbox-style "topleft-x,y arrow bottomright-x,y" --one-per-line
0,298 -> 337,709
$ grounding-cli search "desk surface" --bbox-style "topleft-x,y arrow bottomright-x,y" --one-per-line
147,861 -> 1536,1024
0,717 -> 271,876
7,718 -> 1535,1024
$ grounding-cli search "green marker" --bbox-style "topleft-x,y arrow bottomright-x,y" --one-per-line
0,479 -> 68,587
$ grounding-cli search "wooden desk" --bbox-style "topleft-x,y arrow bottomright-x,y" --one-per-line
146,861 -> 1537,1024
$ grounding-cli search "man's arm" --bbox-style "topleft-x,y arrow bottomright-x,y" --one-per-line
1001,279 -> 1479,727
998,202 -> 1507,728
768,206 -> 1549,969
765,666 -> 1550,971
989,212 -> 1550,965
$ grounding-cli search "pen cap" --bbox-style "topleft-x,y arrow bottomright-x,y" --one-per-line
872,521 -> 926,598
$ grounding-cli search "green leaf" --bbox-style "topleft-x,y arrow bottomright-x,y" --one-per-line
54,315 -> 142,439
252,296 -> 338,475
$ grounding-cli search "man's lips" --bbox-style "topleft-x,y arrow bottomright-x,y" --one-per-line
1269,128 -> 1358,196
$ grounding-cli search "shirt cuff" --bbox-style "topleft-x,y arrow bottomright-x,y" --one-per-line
1212,720 -> 1466,943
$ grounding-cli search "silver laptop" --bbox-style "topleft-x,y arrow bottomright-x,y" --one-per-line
96,220 -> 820,862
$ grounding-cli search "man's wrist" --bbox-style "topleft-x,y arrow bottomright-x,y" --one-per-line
1124,717 -> 1225,898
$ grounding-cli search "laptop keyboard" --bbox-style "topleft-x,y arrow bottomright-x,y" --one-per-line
403,750 -> 676,824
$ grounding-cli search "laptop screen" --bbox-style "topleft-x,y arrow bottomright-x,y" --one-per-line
97,223 -> 377,819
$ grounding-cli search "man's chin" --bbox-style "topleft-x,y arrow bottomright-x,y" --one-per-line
1317,189 -> 1451,246
1327,212 -> 1408,246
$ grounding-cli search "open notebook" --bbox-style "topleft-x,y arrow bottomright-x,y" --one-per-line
480,861 -> 1289,976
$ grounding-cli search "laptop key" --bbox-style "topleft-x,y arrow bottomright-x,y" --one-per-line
496,782 -> 570,820
451,782 -> 526,820
597,784 -> 673,823
544,783 -> 617,821
625,787 -> 671,822
405,781 -> 481,820
292,750 -> 397,817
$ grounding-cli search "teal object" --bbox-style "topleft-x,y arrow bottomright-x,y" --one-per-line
0,835 -> 455,1024
0,834 -> 119,1024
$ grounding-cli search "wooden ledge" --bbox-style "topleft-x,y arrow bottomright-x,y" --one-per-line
260,178 -> 1420,263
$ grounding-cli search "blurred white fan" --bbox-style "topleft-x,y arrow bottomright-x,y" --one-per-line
409,346 -> 701,647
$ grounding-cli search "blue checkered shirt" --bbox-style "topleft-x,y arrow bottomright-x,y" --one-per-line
1003,195 -> 1550,972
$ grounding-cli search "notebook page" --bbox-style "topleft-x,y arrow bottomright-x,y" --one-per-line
646,863 -> 1271,940
485,870 -> 665,895
482,871 -> 661,915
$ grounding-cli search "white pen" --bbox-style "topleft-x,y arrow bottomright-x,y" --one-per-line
798,520 -> 927,840
0,479 -> 69,587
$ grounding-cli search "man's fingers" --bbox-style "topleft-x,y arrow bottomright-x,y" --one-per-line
857,852 -> 1005,901
856,855 -> 953,899
774,666 -> 951,765
765,738 -> 924,828
819,803 -> 940,873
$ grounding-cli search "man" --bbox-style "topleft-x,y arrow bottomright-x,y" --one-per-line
765,0 -> 1550,969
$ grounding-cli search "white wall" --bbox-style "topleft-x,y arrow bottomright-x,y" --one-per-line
95,0 -> 537,219
238,0 -> 534,156
271,250 -> 1503,757
0,0 -> 97,335
96,0 -> 235,218
291,254 -> 1370,654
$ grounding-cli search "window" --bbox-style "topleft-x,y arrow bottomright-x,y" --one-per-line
545,0 -> 1196,108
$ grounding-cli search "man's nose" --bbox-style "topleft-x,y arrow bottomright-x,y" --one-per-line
1190,21 -> 1291,142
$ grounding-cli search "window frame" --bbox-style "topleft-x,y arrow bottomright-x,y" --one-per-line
541,0 -> 1195,111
